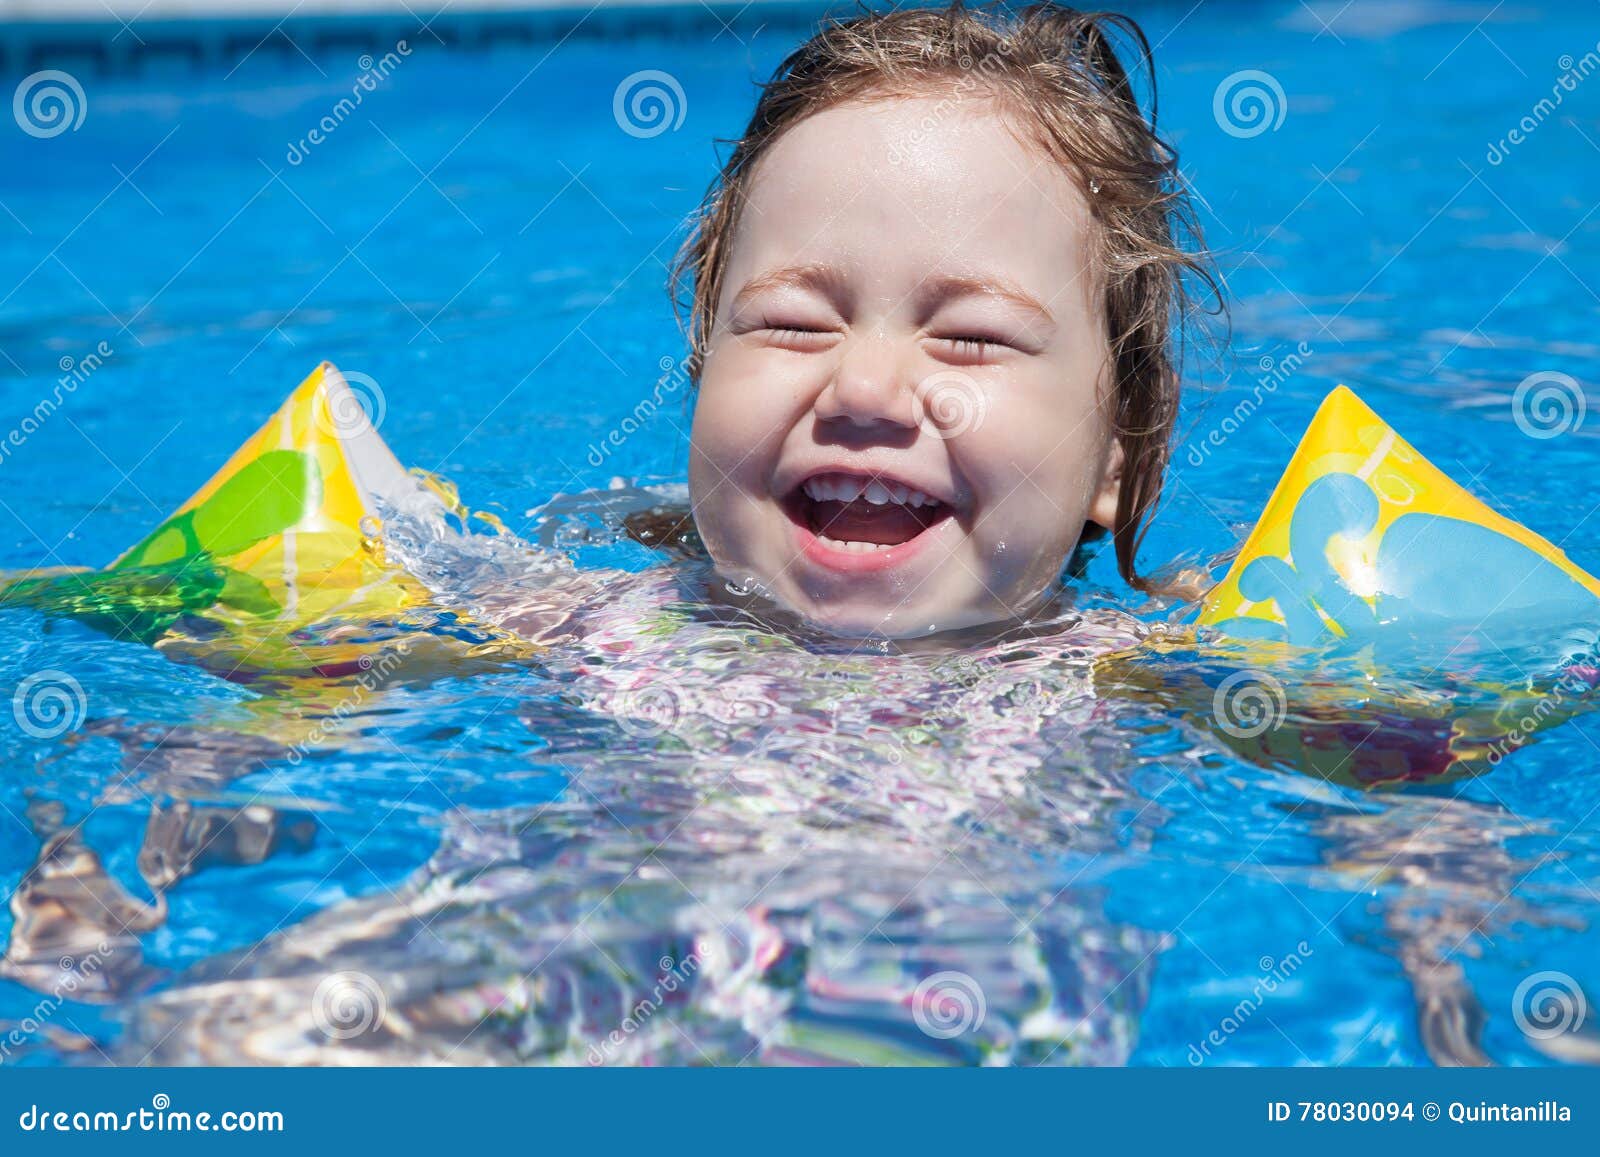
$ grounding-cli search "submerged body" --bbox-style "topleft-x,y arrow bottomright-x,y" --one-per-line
4,488 -> 1599,1066
5,526 -> 1169,1065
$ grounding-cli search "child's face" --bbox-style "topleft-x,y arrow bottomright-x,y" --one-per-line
689,94 -> 1122,637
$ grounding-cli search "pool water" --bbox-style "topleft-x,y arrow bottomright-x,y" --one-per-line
2,0 -> 1600,1065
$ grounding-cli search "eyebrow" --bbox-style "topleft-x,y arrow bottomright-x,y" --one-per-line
919,274 -> 1056,327
727,265 -> 1056,328
729,263 -> 848,315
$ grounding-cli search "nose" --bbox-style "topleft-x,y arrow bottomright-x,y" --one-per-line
813,331 -> 919,432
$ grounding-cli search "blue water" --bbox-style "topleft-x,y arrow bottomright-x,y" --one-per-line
1,0 -> 1599,1065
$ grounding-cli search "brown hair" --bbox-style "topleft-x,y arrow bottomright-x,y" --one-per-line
670,1 -> 1223,592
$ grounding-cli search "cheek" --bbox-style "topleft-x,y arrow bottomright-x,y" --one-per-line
689,357 -> 803,494
960,391 -> 1109,542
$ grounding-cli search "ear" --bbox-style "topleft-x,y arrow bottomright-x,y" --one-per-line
1087,436 -> 1124,531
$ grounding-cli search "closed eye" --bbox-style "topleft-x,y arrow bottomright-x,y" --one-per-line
949,336 -> 996,352
762,324 -> 839,351
932,334 -> 1010,363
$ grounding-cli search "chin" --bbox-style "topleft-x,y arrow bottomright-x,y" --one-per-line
799,603 -> 919,639
785,591 -> 997,640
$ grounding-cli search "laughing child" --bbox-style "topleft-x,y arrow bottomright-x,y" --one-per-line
499,1 -> 1218,647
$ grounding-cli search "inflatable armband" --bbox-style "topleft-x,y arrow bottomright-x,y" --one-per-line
1,363 -> 449,668
1198,385 -> 1600,657
1136,385 -> 1600,785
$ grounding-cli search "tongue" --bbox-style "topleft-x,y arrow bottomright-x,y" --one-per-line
810,498 -> 934,546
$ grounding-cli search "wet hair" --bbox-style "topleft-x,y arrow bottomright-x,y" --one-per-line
670,1 -> 1223,593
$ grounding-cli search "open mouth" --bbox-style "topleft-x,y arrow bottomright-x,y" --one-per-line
781,470 -> 955,554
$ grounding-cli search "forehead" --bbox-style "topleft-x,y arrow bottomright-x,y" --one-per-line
727,93 -> 1094,299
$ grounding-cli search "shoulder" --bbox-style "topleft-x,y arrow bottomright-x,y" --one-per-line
570,567 -> 698,650
479,563 -> 616,646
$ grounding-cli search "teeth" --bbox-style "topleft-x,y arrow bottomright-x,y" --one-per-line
803,475 -> 858,503
816,533 -> 891,553
801,472 -> 938,509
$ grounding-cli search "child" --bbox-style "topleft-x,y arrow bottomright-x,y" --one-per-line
672,0 -> 1218,639
500,1 -> 1217,649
